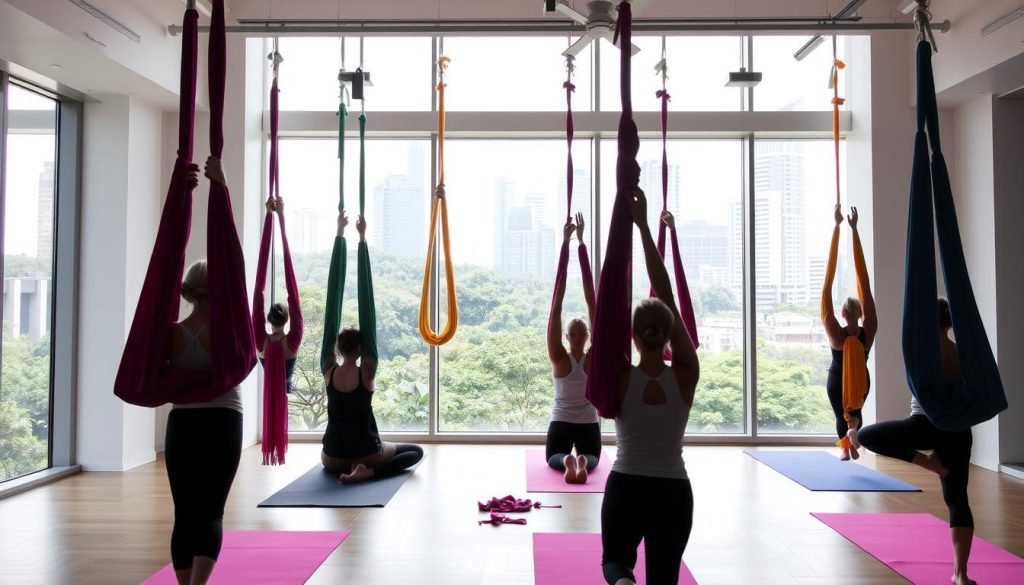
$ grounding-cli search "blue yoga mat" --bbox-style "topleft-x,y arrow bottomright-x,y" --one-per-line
744,450 -> 920,492
258,461 -> 421,507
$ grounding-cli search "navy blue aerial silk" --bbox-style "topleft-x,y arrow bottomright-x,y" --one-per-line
902,40 -> 1007,432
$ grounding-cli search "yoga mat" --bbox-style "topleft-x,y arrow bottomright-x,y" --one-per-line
814,513 -> 1024,584
258,461 -> 421,507
141,530 -> 347,584
745,450 -> 920,492
526,448 -> 611,493
534,533 -> 698,585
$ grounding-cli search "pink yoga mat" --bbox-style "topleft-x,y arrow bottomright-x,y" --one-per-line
141,530 -> 349,585
813,513 -> 1024,584
526,448 -> 611,493
534,533 -> 698,585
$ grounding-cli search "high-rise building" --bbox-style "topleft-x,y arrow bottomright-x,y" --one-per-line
372,143 -> 427,260
679,220 -> 729,287
36,161 -> 54,262
291,207 -> 321,256
753,141 -> 808,308
807,255 -> 826,304
493,178 -> 515,271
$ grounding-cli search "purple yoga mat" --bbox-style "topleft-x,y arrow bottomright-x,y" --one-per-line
813,513 -> 1024,584
526,448 -> 611,493
140,530 -> 348,584
534,533 -> 698,585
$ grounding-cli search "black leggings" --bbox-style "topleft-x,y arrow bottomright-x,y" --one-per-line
165,408 -> 243,571
859,415 -> 973,528
546,421 -> 601,471
602,471 -> 694,585
826,366 -> 866,439
374,444 -> 424,477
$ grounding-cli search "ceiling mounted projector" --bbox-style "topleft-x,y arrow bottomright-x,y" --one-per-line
725,67 -> 762,88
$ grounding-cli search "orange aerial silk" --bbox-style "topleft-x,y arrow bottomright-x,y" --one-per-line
418,56 -> 458,346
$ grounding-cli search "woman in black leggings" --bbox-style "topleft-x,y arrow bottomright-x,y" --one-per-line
163,155 -> 244,585
858,299 -> 976,585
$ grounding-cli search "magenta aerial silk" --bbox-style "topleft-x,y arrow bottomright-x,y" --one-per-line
114,0 -> 256,408
585,1 -> 640,419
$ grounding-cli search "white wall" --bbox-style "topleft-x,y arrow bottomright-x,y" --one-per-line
77,95 -> 163,471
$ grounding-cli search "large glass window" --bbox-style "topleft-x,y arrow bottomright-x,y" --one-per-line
754,139 -> 849,434
276,138 -> 431,432
600,139 -> 745,433
2,83 -> 57,481
598,36 -> 744,112
277,37 -> 433,111
437,139 -> 593,431
443,37 -> 593,112
753,36 -> 847,111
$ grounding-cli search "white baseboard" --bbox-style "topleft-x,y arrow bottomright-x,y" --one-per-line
1000,463 -> 1024,481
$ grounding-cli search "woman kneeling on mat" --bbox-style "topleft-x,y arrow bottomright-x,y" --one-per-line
602,190 -> 700,585
547,212 -> 600,484
164,157 -> 245,585
858,298 -> 976,585
320,213 -> 423,483
821,205 -> 877,460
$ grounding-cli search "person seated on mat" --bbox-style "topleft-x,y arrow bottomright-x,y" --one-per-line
858,298 -> 976,585
546,212 -> 600,484
164,156 -> 246,585
602,190 -> 699,585
256,197 -> 299,394
821,205 -> 876,461
320,213 -> 423,484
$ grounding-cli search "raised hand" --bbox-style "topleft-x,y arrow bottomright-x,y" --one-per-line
265,198 -> 277,213
356,214 -> 367,240
434,184 -> 446,199
662,210 -> 676,230
847,206 -> 859,229
275,197 -> 285,214
338,211 -> 349,235
834,203 -> 843,226
629,189 -> 648,227
563,220 -> 576,242
204,155 -> 226,186
185,163 -> 200,191
575,211 -> 586,242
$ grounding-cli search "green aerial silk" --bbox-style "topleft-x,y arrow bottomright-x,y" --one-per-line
319,100 -> 378,374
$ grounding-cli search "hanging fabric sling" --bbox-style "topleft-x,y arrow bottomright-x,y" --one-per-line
549,56 -> 597,348
902,32 -> 1006,431
356,109 -> 379,375
585,2 -> 641,418
252,47 -> 303,465
320,80 -> 350,374
648,40 -> 699,356
114,0 -> 256,407
418,56 -> 459,346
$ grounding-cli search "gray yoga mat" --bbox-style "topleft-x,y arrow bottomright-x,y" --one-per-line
258,461 -> 421,508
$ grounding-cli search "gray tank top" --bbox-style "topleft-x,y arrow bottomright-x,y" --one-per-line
171,323 -> 243,413
551,355 -> 598,424
612,365 -> 689,480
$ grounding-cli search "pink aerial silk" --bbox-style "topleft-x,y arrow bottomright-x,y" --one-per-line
585,1 -> 640,419
479,513 -> 528,526
648,87 -> 699,357
478,495 -> 561,513
114,0 -> 256,407
252,73 -> 303,466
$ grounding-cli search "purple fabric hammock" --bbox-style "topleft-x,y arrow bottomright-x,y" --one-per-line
649,88 -> 699,356
585,2 -> 641,419
114,0 -> 256,407
252,69 -> 303,465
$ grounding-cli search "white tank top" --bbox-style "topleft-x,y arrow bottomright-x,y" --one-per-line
171,324 -> 243,414
551,354 -> 598,424
612,365 -> 689,480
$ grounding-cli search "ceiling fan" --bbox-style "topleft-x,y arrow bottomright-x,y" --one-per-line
548,1 -> 642,58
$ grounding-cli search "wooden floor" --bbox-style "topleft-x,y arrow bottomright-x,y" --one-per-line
2,444 -> 1023,585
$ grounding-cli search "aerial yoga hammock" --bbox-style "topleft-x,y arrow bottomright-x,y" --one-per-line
320,68 -> 379,377
252,45 -> 303,465
819,41 -> 873,454
648,37 -> 699,357
584,2 -> 642,419
114,0 -> 255,407
902,27 -> 1007,431
418,56 -> 459,346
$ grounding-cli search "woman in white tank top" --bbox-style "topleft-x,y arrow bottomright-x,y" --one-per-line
601,191 -> 700,585
546,213 -> 600,484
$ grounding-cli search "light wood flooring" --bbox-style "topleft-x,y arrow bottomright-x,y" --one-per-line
1,444 -> 1023,584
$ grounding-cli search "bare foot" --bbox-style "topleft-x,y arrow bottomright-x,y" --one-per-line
951,573 -> 976,585
575,455 -> 589,484
846,427 -> 861,449
339,463 -> 374,483
850,445 -> 860,460
563,454 -> 580,484
840,447 -> 851,461
924,451 -> 950,478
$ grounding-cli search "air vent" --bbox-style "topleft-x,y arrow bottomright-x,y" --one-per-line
67,0 -> 140,44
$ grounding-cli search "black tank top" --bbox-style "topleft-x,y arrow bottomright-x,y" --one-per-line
322,366 -> 381,459
829,327 -> 869,369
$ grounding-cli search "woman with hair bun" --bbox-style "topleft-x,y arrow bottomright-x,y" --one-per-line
600,189 -> 700,585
